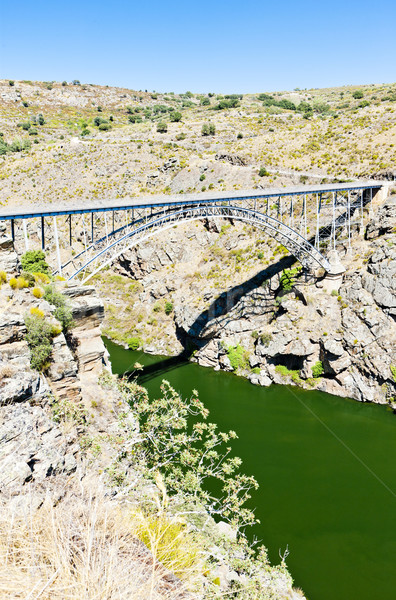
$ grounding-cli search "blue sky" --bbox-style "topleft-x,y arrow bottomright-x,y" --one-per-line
1,0 -> 395,93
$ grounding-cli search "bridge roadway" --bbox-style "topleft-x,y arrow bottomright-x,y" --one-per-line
0,180 -> 385,221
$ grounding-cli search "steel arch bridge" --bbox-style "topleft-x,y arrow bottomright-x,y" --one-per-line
66,204 -> 331,283
0,181 -> 389,283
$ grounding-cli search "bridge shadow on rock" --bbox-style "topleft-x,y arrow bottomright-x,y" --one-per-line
177,254 -> 297,347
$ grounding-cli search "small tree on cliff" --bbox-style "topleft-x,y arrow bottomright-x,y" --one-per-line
114,378 -> 259,529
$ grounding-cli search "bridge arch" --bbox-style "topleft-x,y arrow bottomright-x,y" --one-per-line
65,204 -> 331,283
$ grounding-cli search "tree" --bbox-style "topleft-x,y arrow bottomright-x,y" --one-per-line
157,122 -> 168,133
352,90 -> 364,99
201,122 -> 215,136
118,378 -> 259,528
169,111 -> 182,122
21,250 -> 50,274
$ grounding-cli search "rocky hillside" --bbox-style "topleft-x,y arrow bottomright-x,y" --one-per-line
1,79 -> 396,212
0,235 -> 304,599
94,196 -> 396,406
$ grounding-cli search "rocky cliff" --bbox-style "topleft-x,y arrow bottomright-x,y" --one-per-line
95,196 -> 396,406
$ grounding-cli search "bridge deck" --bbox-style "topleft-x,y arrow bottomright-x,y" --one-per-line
0,180 -> 384,221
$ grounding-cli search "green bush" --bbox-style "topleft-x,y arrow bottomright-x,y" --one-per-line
280,267 -> 301,291
98,122 -> 111,131
312,361 -> 324,378
258,167 -> 269,177
127,337 -> 141,350
44,285 -> 74,331
21,250 -> 50,274
164,301 -> 173,315
352,90 -> 364,99
157,121 -> 168,133
38,114 -> 45,126
227,344 -> 249,371
25,314 -> 53,371
201,122 -> 215,136
169,111 -> 182,122
9,137 -> 31,152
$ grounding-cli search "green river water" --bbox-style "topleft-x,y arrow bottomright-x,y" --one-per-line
104,337 -> 396,600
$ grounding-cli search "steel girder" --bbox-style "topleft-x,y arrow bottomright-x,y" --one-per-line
65,204 -> 331,283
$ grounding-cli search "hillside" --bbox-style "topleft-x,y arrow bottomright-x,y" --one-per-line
1,79 -> 396,211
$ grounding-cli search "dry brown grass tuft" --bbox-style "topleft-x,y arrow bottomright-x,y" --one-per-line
0,487 -> 200,599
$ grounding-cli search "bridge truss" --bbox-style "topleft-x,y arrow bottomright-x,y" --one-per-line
0,182 -> 385,282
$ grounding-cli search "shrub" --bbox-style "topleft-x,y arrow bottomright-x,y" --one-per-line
9,277 -> 17,289
32,287 -> 43,298
260,332 -> 272,346
258,167 -> 269,177
38,114 -> 45,125
34,272 -> 50,284
199,174 -> 206,181
169,111 -> 182,122
237,132 -> 243,139
44,285 -> 74,331
127,337 -> 141,350
390,365 -> 396,383
157,122 -> 168,133
29,128 -> 38,136
226,344 -> 249,371
30,307 -> 45,318
98,122 -> 111,131
0,271 -> 7,283
352,90 -> 364,99
164,301 -> 173,315
9,80 -> 14,86
10,137 -> 31,152
280,266 -> 301,291
81,128 -> 90,136
21,250 -> 50,274
24,314 -> 53,371
201,122 -> 215,136
16,276 -> 29,289
125,379 -> 258,528
312,361 -> 324,378
21,271 -> 35,287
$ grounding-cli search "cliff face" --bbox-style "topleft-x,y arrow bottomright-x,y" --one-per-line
0,237 -> 107,494
96,196 -> 396,405
0,236 -> 305,600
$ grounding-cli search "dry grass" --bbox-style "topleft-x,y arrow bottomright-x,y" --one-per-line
0,486 -> 201,600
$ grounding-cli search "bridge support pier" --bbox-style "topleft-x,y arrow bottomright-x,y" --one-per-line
322,250 -> 346,292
